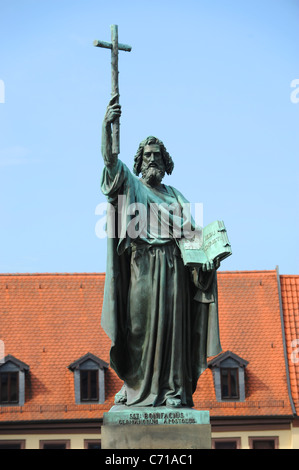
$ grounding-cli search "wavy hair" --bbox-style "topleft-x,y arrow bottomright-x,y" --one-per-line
133,136 -> 174,176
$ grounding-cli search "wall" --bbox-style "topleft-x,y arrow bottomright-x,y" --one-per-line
212,429 -> 292,449
291,425 -> 299,449
0,433 -> 101,449
0,427 -> 296,449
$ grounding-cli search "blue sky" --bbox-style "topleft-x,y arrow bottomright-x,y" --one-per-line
0,0 -> 298,274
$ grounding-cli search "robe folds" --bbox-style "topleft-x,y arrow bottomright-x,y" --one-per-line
101,159 -> 221,407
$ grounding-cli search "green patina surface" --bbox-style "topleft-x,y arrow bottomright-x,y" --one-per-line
95,24 -> 231,411
104,407 -> 210,426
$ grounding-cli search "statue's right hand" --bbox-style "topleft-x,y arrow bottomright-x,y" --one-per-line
104,94 -> 121,124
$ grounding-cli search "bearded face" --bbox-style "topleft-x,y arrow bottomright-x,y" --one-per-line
141,144 -> 166,187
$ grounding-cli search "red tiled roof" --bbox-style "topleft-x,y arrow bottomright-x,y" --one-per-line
0,273 -> 122,422
193,270 -> 293,417
280,275 -> 299,414
0,270 -> 294,421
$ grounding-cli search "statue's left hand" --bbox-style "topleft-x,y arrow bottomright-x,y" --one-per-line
201,259 -> 220,271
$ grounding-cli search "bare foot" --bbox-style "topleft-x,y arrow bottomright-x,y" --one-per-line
166,398 -> 181,408
114,384 -> 127,404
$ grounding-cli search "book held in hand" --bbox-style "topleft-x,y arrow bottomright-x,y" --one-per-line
178,220 -> 232,267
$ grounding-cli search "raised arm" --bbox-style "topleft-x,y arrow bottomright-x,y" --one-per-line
101,94 -> 121,168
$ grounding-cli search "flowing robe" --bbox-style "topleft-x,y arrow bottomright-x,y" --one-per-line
101,159 -> 221,407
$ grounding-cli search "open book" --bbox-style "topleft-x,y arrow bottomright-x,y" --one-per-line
178,220 -> 232,267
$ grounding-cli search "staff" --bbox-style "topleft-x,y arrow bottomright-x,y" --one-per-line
94,25 -> 132,155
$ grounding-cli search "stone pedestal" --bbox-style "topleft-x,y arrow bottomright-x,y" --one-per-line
101,406 -> 211,449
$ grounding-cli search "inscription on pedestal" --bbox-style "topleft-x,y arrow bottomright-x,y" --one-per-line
104,407 -> 210,426
102,407 -> 211,449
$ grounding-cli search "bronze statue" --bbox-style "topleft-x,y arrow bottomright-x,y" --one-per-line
100,95 -> 222,408
95,25 -> 228,409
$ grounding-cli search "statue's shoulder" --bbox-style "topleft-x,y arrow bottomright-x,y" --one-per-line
109,158 -> 138,182
166,185 -> 189,203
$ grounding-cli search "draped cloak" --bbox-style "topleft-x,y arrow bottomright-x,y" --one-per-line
101,159 -> 222,407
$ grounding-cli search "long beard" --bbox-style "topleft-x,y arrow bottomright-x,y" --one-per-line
142,166 -> 165,187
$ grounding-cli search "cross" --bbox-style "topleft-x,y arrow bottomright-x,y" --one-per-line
94,25 -> 132,155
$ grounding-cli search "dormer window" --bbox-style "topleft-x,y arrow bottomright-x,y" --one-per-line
0,372 -> 18,404
208,351 -> 248,402
220,367 -> 239,400
0,355 -> 29,406
68,353 -> 109,405
80,369 -> 99,402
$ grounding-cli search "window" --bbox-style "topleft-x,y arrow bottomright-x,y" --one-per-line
249,437 -> 278,449
84,440 -> 102,449
212,438 -> 241,449
80,369 -> 99,401
0,440 -> 25,449
0,372 -> 19,404
221,368 -> 239,399
0,355 -> 29,407
40,440 -> 70,449
208,351 -> 248,402
68,353 -> 108,405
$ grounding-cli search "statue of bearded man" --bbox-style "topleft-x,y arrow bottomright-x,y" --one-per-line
100,95 -> 222,409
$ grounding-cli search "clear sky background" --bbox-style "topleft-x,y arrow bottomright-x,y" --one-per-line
0,0 -> 298,275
